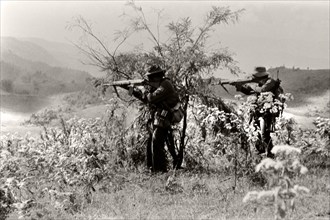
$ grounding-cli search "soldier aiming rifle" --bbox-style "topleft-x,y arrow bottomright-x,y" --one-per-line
102,65 -> 183,172
225,66 -> 284,158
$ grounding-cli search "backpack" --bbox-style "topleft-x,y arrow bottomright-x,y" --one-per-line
274,79 -> 284,99
171,102 -> 184,124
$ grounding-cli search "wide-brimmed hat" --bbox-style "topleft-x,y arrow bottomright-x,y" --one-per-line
252,66 -> 269,79
146,66 -> 166,79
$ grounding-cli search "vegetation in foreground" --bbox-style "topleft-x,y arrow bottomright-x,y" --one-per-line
1,94 -> 329,220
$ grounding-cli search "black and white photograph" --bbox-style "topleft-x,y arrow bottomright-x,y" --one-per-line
1,0 -> 329,219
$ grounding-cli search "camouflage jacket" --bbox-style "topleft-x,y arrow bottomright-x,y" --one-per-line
240,78 -> 283,99
146,78 -> 180,127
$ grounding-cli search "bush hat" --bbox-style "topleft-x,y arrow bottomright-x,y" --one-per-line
146,66 -> 166,80
252,66 -> 269,79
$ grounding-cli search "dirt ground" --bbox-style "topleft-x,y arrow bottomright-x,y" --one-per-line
284,90 -> 329,129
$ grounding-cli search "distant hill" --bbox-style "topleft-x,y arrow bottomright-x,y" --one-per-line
1,37 -> 61,66
21,37 -> 101,76
269,67 -> 329,106
0,37 -> 95,95
1,37 -> 102,76
1,51 -> 90,84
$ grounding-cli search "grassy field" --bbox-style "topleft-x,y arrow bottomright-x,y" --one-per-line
6,168 -> 329,220
73,170 -> 329,220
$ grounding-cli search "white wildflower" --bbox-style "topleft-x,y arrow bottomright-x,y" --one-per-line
234,94 -> 243,100
247,96 -> 257,103
225,123 -> 232,130
236,109 -> 243,115
293,185 -> 310,194
257,190 -> 275,201
263,102 -> 272,109
271,145 -> 301,155
243,191 -> 259,203
0,150 -> 11,159
274,161 -> 284,170
255,158 -> 276,172
270,106 -> 279,114
291,159 -> 301,169
300,166 -> 308,175
5,177 -> 17,187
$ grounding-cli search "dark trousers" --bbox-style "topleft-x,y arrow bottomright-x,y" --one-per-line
255,115 -> 274,158
147,126 -> 177,172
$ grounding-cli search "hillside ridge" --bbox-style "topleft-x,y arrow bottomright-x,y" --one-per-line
1,37 -> 60,66
1,36 -> 101,76
1,37 -> 94,96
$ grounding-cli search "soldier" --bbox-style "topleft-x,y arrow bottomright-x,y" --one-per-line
234,67 -> 283,157
142,65 -> 181,172
112,65 -> 181,172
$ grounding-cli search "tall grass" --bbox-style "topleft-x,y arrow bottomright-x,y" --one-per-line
1,96 -> 329,220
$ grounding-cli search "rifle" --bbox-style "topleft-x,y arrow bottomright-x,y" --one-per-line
99,78 -> 153,102
211,77 -> 258,94
103,79 -> 147,87
220,77 -> 258,86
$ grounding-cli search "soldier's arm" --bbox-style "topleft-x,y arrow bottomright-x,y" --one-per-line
146,80 -> 172,104
255,79 -> 277,93
236,84 -> 255,95
118,85 -> 148,102
132,89 -> 147,102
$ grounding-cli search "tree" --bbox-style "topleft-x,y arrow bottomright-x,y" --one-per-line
70,2 -> 243,168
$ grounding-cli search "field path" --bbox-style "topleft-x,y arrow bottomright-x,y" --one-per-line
283,108 -> 315,129
284,90 -> 329,129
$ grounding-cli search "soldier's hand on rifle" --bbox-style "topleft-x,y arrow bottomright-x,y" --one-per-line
128,87 -> 148,102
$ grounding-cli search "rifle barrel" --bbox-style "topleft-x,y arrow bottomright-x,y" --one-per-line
220,78 -> 255,85
107,79 -> 146,86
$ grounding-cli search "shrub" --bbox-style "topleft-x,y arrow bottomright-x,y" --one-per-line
243,144 -> 309,220
24,108 -> 59,126
0,97 -> 135,218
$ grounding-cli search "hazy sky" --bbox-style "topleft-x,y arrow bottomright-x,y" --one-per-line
1,0 -> 329,74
